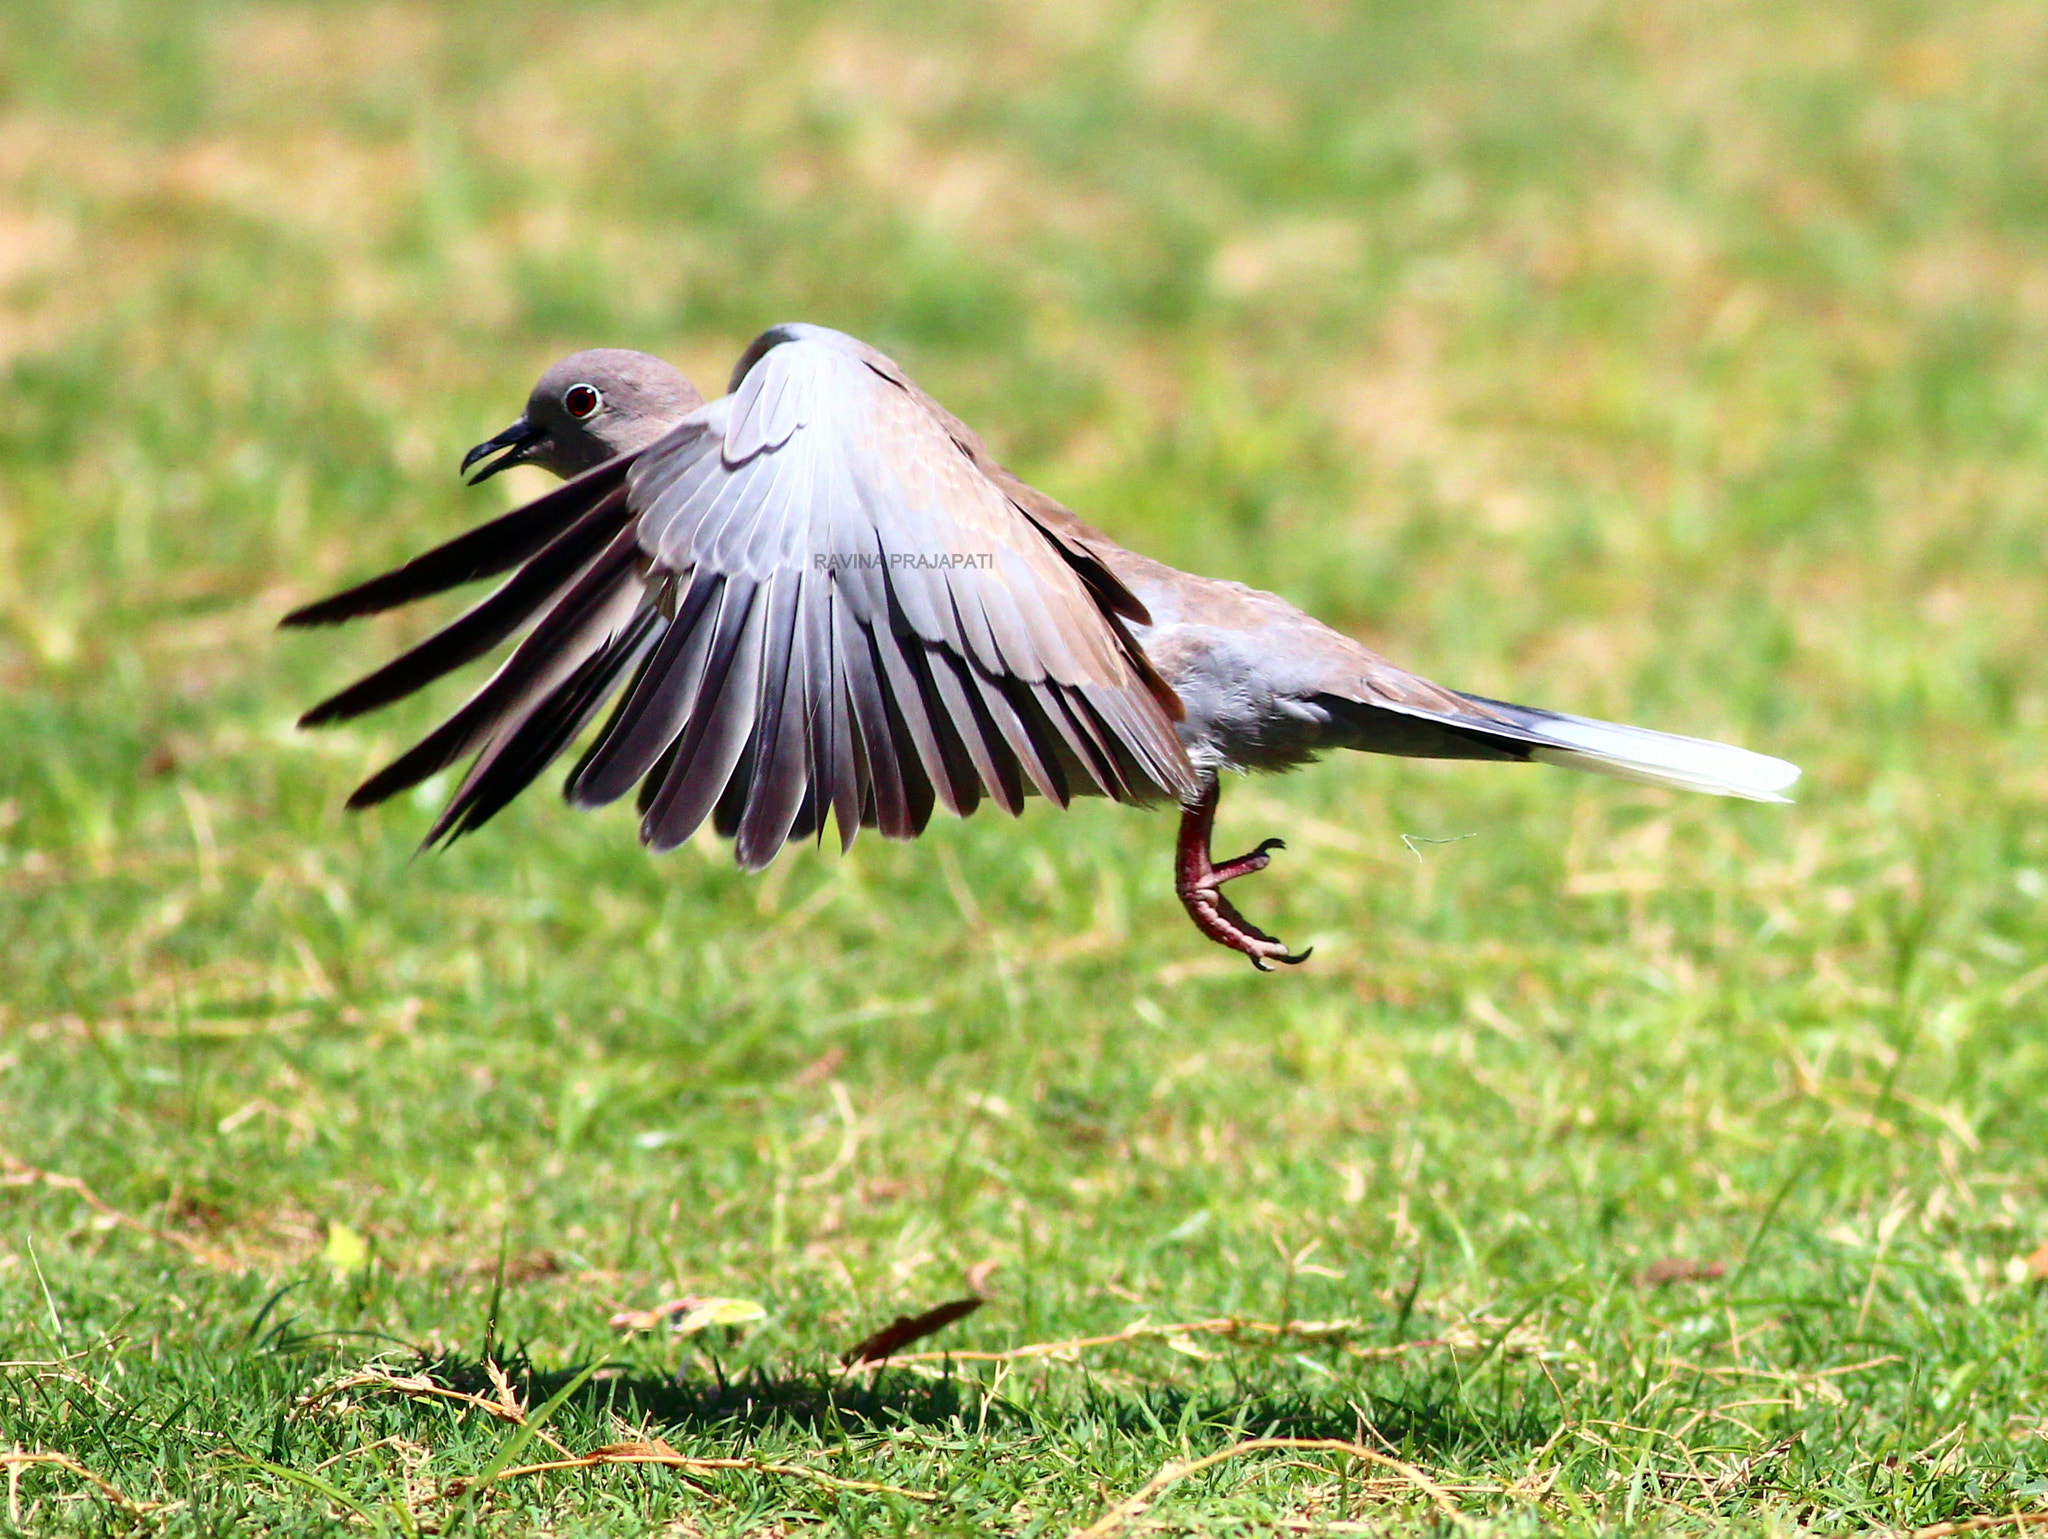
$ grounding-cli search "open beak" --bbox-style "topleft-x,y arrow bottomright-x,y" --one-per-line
460,416 -> 546,484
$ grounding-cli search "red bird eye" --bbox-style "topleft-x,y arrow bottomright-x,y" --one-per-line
564,383 -> 602,420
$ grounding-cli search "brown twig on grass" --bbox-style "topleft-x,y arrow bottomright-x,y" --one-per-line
300,1366 -> 578,1459
1072,1437 -> 1468,1539
874,1315 -> 1447,1369
1899,1513 -> 2048,1539
0,1339 -> 124,1371
447,1439 -> 938,1502
1,1152 -> 240,1271
1,1449 -> 160,1520
317,1367 -> 940,1505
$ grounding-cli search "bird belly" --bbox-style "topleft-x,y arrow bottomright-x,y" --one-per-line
1130,621 -> 1333,777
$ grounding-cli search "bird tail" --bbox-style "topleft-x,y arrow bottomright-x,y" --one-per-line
1453,693 -> 1799,802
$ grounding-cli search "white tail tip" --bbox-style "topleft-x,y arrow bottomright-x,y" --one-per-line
1526,715 -> 1800,803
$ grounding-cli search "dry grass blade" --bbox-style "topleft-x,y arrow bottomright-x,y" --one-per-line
484,1359 -> 526,1421
1898,1512 -> 2048,1539
303,1367 -> 576,1459
309,1368 -> 939,1503
448,1439 -> 939,1502
1071,1437 -> 1468,1538
1636,1258 -> 1727,1287
0,1340 -> 123,1371
1,1152 -> 240,1271
0,1449 -> 160,1516
879,1315 -> 1439,1369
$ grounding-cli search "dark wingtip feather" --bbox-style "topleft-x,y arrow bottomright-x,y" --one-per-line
278,456 -> 633,629
296,651 -> 458,731
293,486 -> 635,734
279,595 -> 355,629
345,756 -> 435,811
339,709 -> 484,811
281,551 -> 489,630
297,696 -> 358,730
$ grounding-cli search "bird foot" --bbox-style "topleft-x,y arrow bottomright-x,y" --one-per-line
1174,789 -> 1312,972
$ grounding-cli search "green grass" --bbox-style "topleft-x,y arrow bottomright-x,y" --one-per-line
7,0 -> 2048,1531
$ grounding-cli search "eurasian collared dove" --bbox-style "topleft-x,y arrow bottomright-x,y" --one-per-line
284,324 -> 1798,968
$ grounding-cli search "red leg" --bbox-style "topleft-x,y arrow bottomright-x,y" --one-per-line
1173,780 -> 1311,972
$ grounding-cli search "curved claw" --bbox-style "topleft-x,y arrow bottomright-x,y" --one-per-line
1210,834 -> 1285,886
1174,784 -> 1313,971
1223,897 -> 1312,972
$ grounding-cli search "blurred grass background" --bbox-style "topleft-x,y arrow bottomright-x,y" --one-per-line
6,0 -> 2048,1532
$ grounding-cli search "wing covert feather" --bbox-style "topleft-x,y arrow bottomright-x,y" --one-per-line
600,324 -> 1191,866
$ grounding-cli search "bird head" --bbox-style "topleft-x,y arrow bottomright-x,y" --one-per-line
460,348 -> 705,483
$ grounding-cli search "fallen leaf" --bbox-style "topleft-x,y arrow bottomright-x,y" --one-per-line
608,1296 -> 766,1333
321,1220 -> 369,1281
1636,1257 -> 1726,1287
2025,1242 -> 2048,1281
675,1296 -> 766,1332
841,1297 -> 982,1366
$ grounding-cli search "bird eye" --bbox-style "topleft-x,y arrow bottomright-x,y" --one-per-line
563,383 -> 602,420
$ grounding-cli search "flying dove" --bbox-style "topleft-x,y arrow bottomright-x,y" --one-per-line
283,324 -> 1798,968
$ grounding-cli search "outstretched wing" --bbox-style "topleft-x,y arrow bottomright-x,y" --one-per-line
286,325 -> 1194,867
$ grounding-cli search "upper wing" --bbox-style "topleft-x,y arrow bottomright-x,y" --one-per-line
287,324 -> 1195,867
569,324 -> 1192,867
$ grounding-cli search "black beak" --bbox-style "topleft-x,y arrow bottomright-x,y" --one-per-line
460,416 -> 546,484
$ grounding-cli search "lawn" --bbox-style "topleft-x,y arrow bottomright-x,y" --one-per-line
5,0 -> 2048,1532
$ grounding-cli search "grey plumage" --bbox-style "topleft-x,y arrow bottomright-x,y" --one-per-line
285,323 -> 1798,968
287,324 -> 1192,877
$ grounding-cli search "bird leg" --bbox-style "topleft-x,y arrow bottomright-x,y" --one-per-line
1174,781 -> 1311,971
